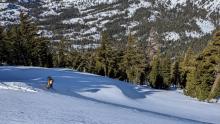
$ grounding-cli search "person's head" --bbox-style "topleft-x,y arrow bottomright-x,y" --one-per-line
48,76 -> 52,80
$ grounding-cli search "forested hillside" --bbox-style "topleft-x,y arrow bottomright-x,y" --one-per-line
1,0 -> 220,55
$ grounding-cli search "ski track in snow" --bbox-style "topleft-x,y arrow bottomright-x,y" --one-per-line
0,66 -> 219,124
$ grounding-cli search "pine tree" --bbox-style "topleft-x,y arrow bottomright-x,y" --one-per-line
185,31 -> 220,100
196,61 -> 214,100
0,26 -> 7,64
8,26 -> 23,65
66,49 -> 83,70
4,12 -> 50,66
149,55 -> 162,88
121,33 -> 146,84
18,12 -> 38,65
36,37 -> 52,67
0,27 -> 15,64
182,47 -> 194,67
107,49 -> 122,78
196,31 -> 220,100
171,60 -> 181,88
74,51 -> 97,73
96,32 -> 114,76
185,64 -> 197,97
208,61 -> 220,100
209,71 -> 220,100
55,38 -> 69,67
180,47 -> 194,88
114,50 -> 127,81
160,56 -> 171,89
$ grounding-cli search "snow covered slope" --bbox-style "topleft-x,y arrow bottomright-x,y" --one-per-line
0,66 -> 219,124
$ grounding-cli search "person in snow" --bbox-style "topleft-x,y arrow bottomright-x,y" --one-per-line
47,76 -> 54,89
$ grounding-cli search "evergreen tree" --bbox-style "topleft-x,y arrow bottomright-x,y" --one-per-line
184,60 -> 197,97
121,33 -> 146,84
0,26 -> 7,64
96,32 -> 114,76
112,50 -> 127,81
185,31 -> 220,100
74,51 -> 97,73
36,37 -> 53,67
209,71 -> 220,100
182,47 -> 194,66
18,12 -> 38,65
8,26 -> 24,65
196,32 -> 220,100
55,38 -> 69,67
196,60 -> 214,100
6,12 -> 52,66
149,54 -> 171,89
208,61 -> 220,100
171,60 -> 181,88
160,56 -> 172,89
180,47 -> 194,88
149,55 -> 162,88
0,27 -> 15,65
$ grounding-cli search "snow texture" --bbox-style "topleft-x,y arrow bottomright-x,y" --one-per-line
196,19 -> 215,34
72,43 -> 100,49
0,3 -> 27,26
127,0 -> 151,17
0,66 -> 220,124
164,32 -> 180,41
63,18 -> 85,25
185,31 -> 202,38
158,0 -> 186,9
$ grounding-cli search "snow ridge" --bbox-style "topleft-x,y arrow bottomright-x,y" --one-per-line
0,82 -> 37,92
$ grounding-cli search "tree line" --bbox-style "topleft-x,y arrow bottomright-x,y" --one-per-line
0,12 -> 53,67
0,12 -> 219,101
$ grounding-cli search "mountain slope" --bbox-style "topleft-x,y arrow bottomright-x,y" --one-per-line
0,66 -> 219,124
0,0 -> 220,53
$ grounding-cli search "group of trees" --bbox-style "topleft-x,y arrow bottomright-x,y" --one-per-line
53,32 -> 149,85
68,30 -> 220,101
147,33 -> 220,101
0,13 -> 53,67
0,12 -> 220,101
55,31 -> 182,89
183,32 -> 220,101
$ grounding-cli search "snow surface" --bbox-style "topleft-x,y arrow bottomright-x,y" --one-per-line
127,0 -> 151,17
0,66 -> 220,124
63,18 -> 85,25
163,32 -> 180,41
158,0 -> 186,9
41,0 -> 117,12
0,3 -> 8,10
72,43 -> 100,49
40,9 -> 61,17
195,0 -> 220,14
196,19 -> 215,34
0,3 -> 27,26
185,31 -> 202,38
158,0 -> 220,13
38,30 -> 54,38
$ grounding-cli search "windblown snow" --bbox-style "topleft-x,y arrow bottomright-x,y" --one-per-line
0,66 -> 219,124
